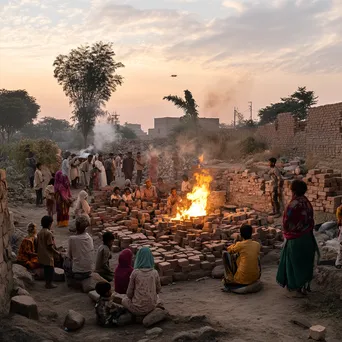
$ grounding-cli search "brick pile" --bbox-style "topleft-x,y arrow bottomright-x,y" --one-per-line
89,190 -> 283,284
283,169 -> 342,213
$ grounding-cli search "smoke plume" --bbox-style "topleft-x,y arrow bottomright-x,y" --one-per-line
94,123 -> 120,151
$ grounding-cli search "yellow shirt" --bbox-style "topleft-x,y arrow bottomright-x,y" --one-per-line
227,239 -> 261,285
337,205 -> 342,226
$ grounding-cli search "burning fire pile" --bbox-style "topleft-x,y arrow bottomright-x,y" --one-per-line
172,169 -> 213,221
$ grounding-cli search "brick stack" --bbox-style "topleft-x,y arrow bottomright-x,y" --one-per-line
283,169 -> 342,213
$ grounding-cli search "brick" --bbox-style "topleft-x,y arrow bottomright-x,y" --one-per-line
200,261 -> 213,270
178,259 -> 189,267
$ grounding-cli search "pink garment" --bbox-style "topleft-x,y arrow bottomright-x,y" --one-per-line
54,171 -> 71,201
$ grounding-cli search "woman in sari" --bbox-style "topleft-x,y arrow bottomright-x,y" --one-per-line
74,190 -> 91,219
17,223 -> 40,269
276,180 -> 319,297
54,170 -> 72,227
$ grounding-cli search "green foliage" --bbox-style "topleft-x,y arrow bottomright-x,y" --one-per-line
163,90 -> 199,123
258,86 -> 318,125
0,89 -> 40,141
117,125 -> 137,139
53,42 -> 125,146
240,137 -> 267,155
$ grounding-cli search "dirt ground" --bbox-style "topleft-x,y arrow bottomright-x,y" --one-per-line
2,198 -> 342,342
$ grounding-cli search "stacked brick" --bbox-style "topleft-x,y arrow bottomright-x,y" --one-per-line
283,169 -> 342,213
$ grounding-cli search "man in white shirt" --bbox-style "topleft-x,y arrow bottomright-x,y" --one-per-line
62,151 -> 71,182
115,153 -> 123,179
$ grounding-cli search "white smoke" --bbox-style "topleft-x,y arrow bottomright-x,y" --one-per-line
93,123 -> 120,151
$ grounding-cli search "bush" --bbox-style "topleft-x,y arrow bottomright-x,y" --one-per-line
240,137 -> 267,155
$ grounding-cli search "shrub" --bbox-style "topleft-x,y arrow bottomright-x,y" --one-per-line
240,137 -> 267,155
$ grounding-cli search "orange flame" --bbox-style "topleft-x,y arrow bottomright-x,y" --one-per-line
172,170 -> 212,220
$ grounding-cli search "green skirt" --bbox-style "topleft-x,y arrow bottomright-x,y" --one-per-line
276,232 -> 319,291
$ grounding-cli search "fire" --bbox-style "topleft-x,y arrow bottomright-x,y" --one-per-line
172,171 -> 212,220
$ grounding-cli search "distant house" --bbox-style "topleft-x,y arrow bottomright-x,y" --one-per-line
125,123 -> 148,139
148,117 -> 220,138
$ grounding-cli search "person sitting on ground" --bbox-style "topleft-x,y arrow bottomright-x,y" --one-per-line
95,281 -> 126,327
114,249 -> 134,294
120,247 -> 162,316
37,215 -> 61,289
44,178 -> 55,218
122,187 -> 133,203
118,199 -> 130,214
65,215 -> 94,285
222,224 -> 261,291
336,204 -> 342,269
156,177 -> 169,200
110,187 -> 122,207
167,187 -> 182,216
141,179 -> 157,202
95,232 -> 115,282
181,175 -> 192,197
75,190 -> 91,219
17,223 -> 40,270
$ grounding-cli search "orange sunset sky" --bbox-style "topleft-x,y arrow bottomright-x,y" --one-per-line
1,0 -> 341,131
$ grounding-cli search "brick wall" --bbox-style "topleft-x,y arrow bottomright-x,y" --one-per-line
0,170 -> 13,316
256,102 -> 342,158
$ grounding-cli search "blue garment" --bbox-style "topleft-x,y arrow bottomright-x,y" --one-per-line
134,247 -> 154,269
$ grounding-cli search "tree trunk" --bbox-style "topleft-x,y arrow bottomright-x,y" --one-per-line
83,134 -> 88,148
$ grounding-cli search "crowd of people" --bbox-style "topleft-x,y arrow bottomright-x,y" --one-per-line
16,150 -> 342,327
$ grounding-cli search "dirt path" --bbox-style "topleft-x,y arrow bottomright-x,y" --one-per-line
5,202 -> 342,342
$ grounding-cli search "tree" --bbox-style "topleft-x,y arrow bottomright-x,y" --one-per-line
0,89 -> 40,142
163,90 -> 199,123
258,86 -> 318,125
53,42 -> 124,147
118,125 -> 137,139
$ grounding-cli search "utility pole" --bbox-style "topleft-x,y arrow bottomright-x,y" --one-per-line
248,101 -> 253,120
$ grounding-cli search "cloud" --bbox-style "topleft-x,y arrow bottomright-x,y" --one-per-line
222,0 -> 246,13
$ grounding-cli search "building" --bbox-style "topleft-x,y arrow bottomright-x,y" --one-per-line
125,123 -> 148,139
148,117 -> 220,138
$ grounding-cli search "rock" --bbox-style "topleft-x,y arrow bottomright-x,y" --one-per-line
16,288 -> 30,296
81,272 -> 108,293
88,290 -> 100,302
146,327 -> 163,336
10,295 -> 39,320
211,265 -> 224,279
172,326 -> 218,341
309,325 -> 326,341
64,310 -> 85,331
12,264 -> 34,287
188,314 -> 207,323
143,308 -> 168,327
137,340 -> 149,342
53,268 -> 65,282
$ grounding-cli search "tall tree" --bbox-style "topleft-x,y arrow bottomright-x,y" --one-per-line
258,86 -> 318,125
0,89 -> 40,142
163,90 -> 199,123
53,42 -> 124,146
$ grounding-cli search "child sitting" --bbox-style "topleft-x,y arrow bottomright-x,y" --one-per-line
110,187 -> 122,207
121,247 -> 162,316
95,282 -> 125,327
95,232 -> 114,282
122,188 -> 133,203
115,249 -> 134,294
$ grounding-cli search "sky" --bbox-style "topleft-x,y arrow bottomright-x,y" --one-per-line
0,0 -> 341,131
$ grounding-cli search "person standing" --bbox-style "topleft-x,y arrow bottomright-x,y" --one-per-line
276,180 -> 319,297
62,151 -> 71,183
95,155 -> 107,189
115,153 -> 123,179
44,178 -> 55,218
26,151 -> 36,188
70,154 -> 80,189
54,171 -> 72,227
122,152 -> 135,181
104,153 -> 115,186
80,154 -> 93,189
268,157 -> 283,218
135,152 -> 145,186
34,163 -> 44,207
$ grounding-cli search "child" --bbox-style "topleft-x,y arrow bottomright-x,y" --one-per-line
167,187 -> 181,216
110,187 -> 122,207
95,282 -> 126,327
122,188 -> 133,203
95,232 -> 114,282
114,249 -> 133,294
181,175 -> 191,196
44,178 -> 55,217
118,199 -> 130,213
335,204 -> 342,269
34,163 -> 44,207
37,216 -> 60,289
121,247 -> 161,316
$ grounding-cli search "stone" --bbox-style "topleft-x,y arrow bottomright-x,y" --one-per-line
64,310 -> 85,331
146,327 -> 163,336
143,308 -> 168,327
15,288 -> 30,296
309,325 -> 326,341
82,272 -> 108,293
53,268 -> 65,282
137,340 -> 149,342
12,264 -> 34,287
172,326 -> 218,341
212,265 -> 224,279
10,295 -> 39,320
88,290 -> 100,302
